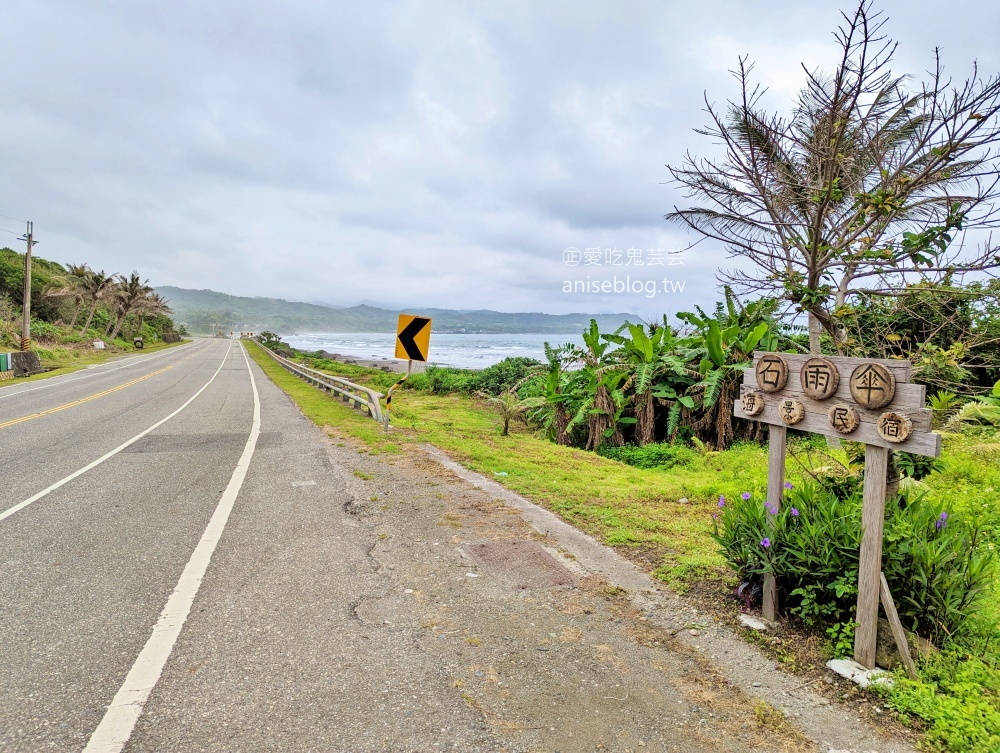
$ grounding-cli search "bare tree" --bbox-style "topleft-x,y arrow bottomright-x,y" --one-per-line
666,1 -> 1000,353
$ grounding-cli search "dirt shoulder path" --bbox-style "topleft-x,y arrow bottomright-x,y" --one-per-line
319,422 -> 917,753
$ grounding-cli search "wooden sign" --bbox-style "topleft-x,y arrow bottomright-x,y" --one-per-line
735,354 -> 938,456
800,357 -> 839,399
777,398 -> 804,425
828,404 -> 860,434
741,390 -> 765,416
734,351 -> 940,672
850,362 -> 896,409
755,354 -> 788,392
877,411 -> 912,443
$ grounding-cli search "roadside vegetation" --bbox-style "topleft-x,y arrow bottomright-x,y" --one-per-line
247,6 -> 1000,735
250,321 -> 1000,752
0,247 -> 179,372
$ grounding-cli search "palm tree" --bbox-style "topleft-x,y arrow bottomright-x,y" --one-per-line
520,342 -> 577,445
106,272 -> 151,340
476,390 -> 535,436
564,320 -> 628,450
133,292 -> 172,337
78,270 -> 117,336
677,290 -> 778,449
43,263 -> 91,327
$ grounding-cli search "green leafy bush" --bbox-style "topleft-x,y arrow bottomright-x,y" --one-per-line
895,451 -> 945,481
886,651 -> 1000,753
597,442 -> 697,470
28,318 -> 61,340
405,365 -> 474,394
711,483 -> 995,644
402,357 -> 541,396
469,357 -> 540,395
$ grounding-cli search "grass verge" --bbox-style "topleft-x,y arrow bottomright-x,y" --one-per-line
0,339 -> 190,388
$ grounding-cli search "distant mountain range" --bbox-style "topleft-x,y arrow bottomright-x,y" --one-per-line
156,286 -> 632,335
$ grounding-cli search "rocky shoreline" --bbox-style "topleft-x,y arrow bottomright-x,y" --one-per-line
308,349 -> 429,374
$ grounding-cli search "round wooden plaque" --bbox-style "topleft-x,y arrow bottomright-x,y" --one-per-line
755,354 -> 788,393
741,390 -> 766,416
800,357 -> 840,400
877,411 -> 912,443
778,398 -> 805,425
827,403 -> 860,434
849,362 -> 896,409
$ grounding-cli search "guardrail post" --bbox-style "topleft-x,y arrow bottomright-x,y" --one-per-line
256,343 -> 384,423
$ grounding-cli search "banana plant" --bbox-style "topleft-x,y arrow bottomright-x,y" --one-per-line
524,341 -> 577,444
677,289 -> 782,448
603,321 -> 699,445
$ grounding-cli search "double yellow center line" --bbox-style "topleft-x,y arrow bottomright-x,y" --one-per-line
0,364 -> 177,431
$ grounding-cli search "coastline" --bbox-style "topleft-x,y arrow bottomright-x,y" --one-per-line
304,349 -> 428,374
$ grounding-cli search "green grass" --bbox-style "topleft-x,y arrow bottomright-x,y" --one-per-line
0,339 -> 189,388
248,341 -> 776,584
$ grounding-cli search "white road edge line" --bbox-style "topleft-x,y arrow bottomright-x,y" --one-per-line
0,339 -> 202,402
83,342 -> 262,753
0,340 -> 230,524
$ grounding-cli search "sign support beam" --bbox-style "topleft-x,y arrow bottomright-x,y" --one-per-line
763,423 -> 786,622
855,444 -> 889,668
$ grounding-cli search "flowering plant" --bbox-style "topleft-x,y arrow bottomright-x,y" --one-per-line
710,482 -> 994,642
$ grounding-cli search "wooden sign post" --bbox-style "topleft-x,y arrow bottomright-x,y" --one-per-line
734,353 -> 940,669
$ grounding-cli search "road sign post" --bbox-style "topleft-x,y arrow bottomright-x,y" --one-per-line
734,352 -> 940,668
384,315 -> 432,432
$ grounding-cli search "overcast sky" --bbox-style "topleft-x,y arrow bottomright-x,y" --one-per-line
2,1 -> 998,316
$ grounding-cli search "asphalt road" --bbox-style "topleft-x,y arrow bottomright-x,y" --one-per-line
0,338 -> 905,753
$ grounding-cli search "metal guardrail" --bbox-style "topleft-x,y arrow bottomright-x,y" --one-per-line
257,344 -> 384,423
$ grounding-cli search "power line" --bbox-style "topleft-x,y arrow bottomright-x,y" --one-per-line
0,213 -> 25,223
0,227 -> 22,236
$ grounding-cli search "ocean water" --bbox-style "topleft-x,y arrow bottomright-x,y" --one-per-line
284,332 -> 582,370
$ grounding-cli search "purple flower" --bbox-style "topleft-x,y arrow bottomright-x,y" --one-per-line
765,503 -> 778,515
760,538 -> 771,548
712,513 -> 718,520
936,511 -> 949,530
741,492 -> 752,501
791,508 -> 800,517
718,495 -> 726,508
784,481 -> 794,490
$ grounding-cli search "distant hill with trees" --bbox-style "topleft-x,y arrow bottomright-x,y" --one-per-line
156,286 -> 631,335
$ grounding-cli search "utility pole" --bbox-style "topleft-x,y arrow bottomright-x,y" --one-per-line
17,221 -> 38,351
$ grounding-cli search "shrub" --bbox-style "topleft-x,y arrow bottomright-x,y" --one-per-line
28,318 -> 61,340
597,442 -> 697,470
468,357 -> 541,395
886,650 -> 1000,753
711,483 -> 996,644
405,365 -> 474,394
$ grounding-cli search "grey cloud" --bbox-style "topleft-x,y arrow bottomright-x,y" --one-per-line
1,0 -> 997,318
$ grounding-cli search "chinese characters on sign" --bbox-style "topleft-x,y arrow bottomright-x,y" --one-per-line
735,351 -> 938,670
755,354 -> 788,393
877,411 -> 912,443
737,353 -> 931,452
800,357 -> 840,400
778,398 -> 805,425
850,363 -> 896,409
741,391 -> 766,416
828,404 -> 860,434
